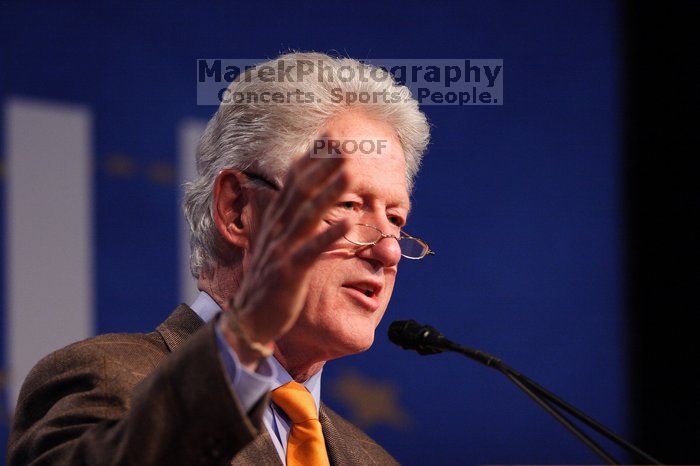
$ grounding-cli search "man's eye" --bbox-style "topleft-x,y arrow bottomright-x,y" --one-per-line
339,201 -> 355,210
389,216 -> 404,227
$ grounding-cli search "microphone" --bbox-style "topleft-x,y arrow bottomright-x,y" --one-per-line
388,320 -> 502,366
387,319 -> 448,355
388,319 -> 662,465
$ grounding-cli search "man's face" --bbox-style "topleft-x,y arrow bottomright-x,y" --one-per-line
277,110 -> 410,362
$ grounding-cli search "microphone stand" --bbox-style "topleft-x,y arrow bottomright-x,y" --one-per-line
387,320 -> 662,465
503,368 -> 620,464
444,341 -> 662,465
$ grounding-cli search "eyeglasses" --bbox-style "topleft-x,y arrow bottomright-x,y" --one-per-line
340,223 -> 435,260
242,170 -> 282,191
242,170 -> 435,260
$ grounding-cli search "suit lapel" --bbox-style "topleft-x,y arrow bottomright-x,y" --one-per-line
155,305 -> 282,465
156,304 -> 205,352
320,404 -> 375,466
231,428 -> 282,466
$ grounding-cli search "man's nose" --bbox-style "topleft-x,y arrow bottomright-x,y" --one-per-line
355,223 -> 402,268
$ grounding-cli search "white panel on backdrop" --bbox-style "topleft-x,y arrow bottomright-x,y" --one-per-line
178,119 -> 206,305
5,98 -> 93,410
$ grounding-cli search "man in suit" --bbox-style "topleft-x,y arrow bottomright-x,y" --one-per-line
7,52 -> 432,465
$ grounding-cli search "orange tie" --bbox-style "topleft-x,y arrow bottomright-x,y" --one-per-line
271,381 -> 330,466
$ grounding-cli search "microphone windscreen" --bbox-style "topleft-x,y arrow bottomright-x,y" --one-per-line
387,319 -> 446,355
387,320 -> 417,347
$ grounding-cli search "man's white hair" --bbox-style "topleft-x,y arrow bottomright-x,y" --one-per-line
184,52 -> 430,278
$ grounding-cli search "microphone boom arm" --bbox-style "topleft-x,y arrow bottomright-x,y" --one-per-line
388,320 -> 662,465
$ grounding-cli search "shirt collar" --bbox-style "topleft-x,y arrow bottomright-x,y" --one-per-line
190,291 -> 323,414
189,290 -> 221,323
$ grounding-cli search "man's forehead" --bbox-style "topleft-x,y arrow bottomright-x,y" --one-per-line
354,183 -> 411,207
344,161 -> 411,210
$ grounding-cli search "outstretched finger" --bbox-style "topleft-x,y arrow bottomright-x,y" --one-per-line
291,219 -> 352,268
282,168 -> 350,251
254,167 -> 348,269
266,139 -> 344,226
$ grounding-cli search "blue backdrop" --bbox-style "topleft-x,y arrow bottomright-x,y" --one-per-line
1,1 -> 624,464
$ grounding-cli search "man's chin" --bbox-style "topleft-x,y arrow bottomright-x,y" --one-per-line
327,330 -> 376,359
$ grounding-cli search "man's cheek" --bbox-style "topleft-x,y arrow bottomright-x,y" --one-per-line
372,304 -> 389,329
383,278 -> 397,301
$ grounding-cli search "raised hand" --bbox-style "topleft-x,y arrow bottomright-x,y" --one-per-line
218,144 -> 351,366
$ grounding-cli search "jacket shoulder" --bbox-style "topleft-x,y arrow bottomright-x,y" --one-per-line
29,329 -> 167,379
65,329 -> 167,364
16,330 -> 168,412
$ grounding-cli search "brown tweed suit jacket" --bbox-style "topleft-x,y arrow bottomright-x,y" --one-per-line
7,304 -> 399,466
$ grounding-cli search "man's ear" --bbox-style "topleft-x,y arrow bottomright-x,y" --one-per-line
213,169 -> 251,251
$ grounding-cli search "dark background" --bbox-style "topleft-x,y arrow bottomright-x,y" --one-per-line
1,1 -> 698,464
625,1 -> 699,463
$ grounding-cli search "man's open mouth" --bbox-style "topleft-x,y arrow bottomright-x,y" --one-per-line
342,280 -> 382,299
